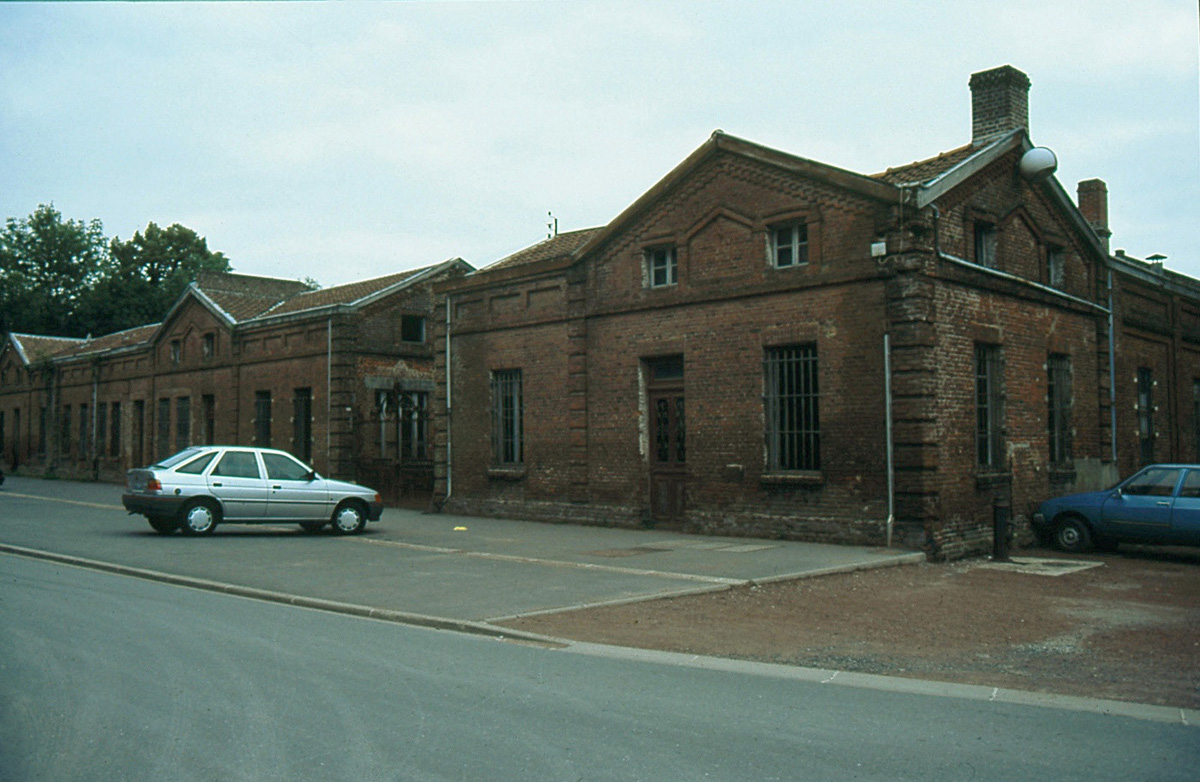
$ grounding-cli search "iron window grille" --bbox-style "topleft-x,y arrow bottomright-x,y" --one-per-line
1138,368 -> 1155,465
1047,354 -> 1072,464
293,388 -> 313,462
764,344 -> 820,471
975,344 -> 1005,469
255,391 -> 272,448
491,369 -> 524,466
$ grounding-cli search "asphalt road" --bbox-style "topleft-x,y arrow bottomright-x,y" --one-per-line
4,554 -> 1196,782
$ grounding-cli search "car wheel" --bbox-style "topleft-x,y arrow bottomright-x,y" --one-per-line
331,501 -> 367,535
148,516 -> 179,534
299,521 -> 326,533
1053,516 -> 1092,553
179,499 -> 220,536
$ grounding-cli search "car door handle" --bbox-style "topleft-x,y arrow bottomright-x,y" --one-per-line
272,485 -> 282,490
212,482 -> 223,487
1156,501 -> 1171,506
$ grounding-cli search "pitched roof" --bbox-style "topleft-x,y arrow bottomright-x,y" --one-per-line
873,142 -> 979,185
263,268 -> 428,316
193,271 -> 312,321
73,323 -> 160,356
9,334 -> 86,364
477,228 -> 604,275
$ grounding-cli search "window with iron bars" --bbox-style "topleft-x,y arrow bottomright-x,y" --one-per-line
975,344 -> 1005,469
491,369 -> 523,466
764,345 -> 820,471
1047,354 -> 1072,465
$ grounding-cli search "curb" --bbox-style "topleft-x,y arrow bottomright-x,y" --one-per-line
0,542 -> 565,648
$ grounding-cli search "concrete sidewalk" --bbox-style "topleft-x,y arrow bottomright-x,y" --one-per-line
0,475 -> 924,628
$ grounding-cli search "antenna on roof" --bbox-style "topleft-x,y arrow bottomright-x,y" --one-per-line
547,212 -> 558,239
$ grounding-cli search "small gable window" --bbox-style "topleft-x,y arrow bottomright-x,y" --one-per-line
974,222 -> 998,268
1047,245 -> 1065,289
401,315 -> 426,343
644,245 -> 677,288
202,333 -> 216,359
771,222 -> 809,268
170,339 -> 182,364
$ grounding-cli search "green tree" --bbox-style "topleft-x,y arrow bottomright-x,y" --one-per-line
0,204 -> 108,336
74,222 -> 232,335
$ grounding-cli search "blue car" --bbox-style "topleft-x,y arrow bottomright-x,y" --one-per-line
1033,464 -> 1200,553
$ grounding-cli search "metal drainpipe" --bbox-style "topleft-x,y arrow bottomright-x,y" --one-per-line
1107,267 -> 1118,463
443,295 -> 453,507
326,317 -> 332,471
884,332 -> 895,547
91,362 -> 99,480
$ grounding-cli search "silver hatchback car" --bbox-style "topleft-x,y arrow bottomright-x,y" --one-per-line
122,446 -> 384,535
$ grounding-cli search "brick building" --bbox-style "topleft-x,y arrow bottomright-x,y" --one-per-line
0,259 -> 471,502
433,66 -> 1200,558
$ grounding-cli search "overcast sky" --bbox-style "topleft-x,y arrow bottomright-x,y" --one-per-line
3,1 -> 1198,287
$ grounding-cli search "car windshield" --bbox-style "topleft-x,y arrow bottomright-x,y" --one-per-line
153,447 -> 206,469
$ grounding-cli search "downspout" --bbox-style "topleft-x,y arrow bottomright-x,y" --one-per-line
443,294 -> 453,507
326,317 -> 332,471
1107,268 -> 1118,463
91,361 -> 99,480
884,332 -> 895,547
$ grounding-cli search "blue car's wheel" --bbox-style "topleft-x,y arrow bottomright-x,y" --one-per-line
1053,516 -> 1092,553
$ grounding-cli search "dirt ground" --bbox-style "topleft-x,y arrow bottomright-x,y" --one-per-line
500,545 -> 1200,709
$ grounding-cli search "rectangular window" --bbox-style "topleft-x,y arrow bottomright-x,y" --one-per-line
491,369 -> 523,466
974,223 -> 998,268
202,333 -> 215,359
644,246 -> 677,288
975,344 -> 1004,469
157,398 -> 171,459
1047,354 -> 1072,465
133,400 -> 144,466
61,405 -> 72,456
110,401 -> 121,458
97,403 -> 107,460
202,395 -> 216,445
78,404 -> 89,460
764,344 -> 820,471
175,397 -> 191,452
400,315 -> 426,343
1194,380 -> 1200,461
1047,245 -> 1065,289
255,391 -> 272,448
771,223 -> 809,268
292,388 -> 313,462
1138,368 -> 1155,465
170,339 -> 182,364
400,391 -> 428,461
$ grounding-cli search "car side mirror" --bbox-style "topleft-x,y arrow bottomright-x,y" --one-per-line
306,470 -> 317,482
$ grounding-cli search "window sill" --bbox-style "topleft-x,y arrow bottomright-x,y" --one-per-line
760,471 -> 823,487
488,467 -> 525,482
975,471 -> 1012,490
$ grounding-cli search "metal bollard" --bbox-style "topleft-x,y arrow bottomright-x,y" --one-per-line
992,497 -> 1012,561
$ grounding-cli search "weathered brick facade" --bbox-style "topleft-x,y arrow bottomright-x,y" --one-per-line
433,66 -> 1200,559
0,260 -> 470,503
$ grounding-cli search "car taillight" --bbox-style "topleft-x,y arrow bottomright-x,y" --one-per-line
374,493 -> 382,504
146,478 -> 162,493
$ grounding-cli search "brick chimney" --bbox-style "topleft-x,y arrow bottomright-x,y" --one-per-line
1077,179 -> 1112,253
969,65 -> 1031,144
